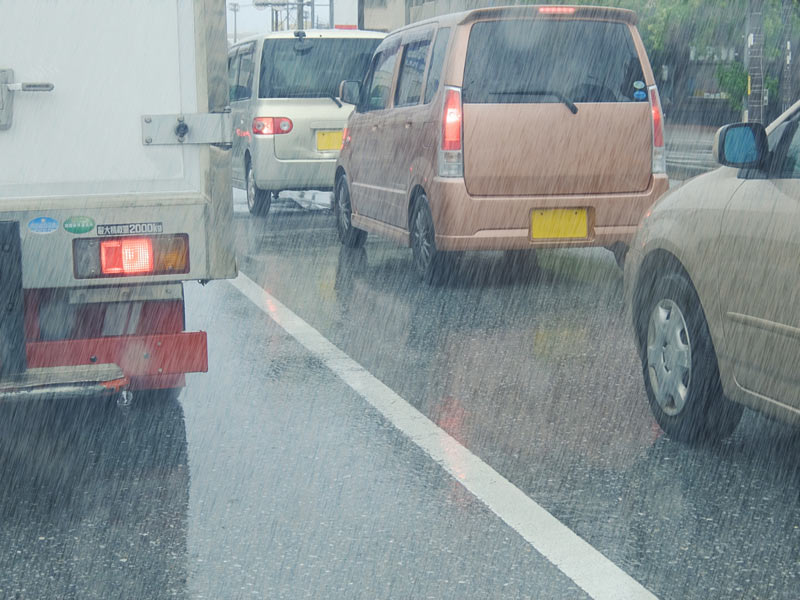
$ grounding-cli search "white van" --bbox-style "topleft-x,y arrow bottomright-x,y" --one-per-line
228,29 -> 385,216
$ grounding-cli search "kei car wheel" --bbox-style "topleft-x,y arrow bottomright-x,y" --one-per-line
246,163 -> 272,217
410,194 -> 448,285
334,175 -> 367,248
638,272 -> 743,443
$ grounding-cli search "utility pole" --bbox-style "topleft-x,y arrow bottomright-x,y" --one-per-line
780,0 -> 793,113
747,0 -> 765,123
297,0 -> 304,29
330,0 -> 334,28
229,2 -> 240,43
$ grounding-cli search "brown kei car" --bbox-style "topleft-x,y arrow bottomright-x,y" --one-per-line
334,4 -> 669,282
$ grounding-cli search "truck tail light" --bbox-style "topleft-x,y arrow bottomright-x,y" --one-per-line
438,86 -> 464,177
252,117 -> 293,135
101,238 -> 153,275
649,85 -> 666,174
73,234 -> 189,279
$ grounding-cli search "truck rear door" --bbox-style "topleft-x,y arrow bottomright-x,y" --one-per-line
0,0 -> 236,290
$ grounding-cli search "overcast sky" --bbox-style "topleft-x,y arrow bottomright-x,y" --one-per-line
226,0 -> 334,38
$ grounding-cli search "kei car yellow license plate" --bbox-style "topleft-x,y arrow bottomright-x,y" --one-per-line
316,130 -> 343,151
531,208 -> 588,240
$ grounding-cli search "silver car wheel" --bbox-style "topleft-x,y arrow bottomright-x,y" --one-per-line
246,167 -> 256,213
646,299 -> 692,416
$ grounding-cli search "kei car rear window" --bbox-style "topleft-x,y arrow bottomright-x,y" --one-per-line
259,38 -> 381,99
462,20 -> 646,105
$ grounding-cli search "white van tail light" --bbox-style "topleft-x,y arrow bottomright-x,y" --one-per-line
649,85 -> 666,174
252,117 -> 293,135
439,86 -> 464,177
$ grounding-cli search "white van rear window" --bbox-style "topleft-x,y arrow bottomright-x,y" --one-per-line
259,38 -> 380,99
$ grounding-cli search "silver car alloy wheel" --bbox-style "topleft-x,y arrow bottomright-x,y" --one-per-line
247,167 -> 256,213
646,299 -> 693,416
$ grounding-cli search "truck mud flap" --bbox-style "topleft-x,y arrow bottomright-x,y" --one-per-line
0,221 -> 25,378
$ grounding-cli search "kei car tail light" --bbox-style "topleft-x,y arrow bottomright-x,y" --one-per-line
73,235 -> 189,279
649,85 -> 666,174
438,86 -> 464,177
252,117 -> 293,135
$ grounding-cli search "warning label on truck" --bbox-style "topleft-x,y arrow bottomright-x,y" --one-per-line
96,222 -> 163,236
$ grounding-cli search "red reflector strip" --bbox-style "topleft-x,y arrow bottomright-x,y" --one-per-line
100,238 -> 153,275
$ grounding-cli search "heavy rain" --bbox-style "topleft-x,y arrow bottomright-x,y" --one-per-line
1,1 -> 799,598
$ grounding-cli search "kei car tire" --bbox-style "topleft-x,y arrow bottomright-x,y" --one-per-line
410,194 -> 448,285
334,175 -> 367,248
246,163 -> 272,217
638,272 -> 743,443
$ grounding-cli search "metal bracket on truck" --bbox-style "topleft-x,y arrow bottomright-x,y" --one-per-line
142,112 -> 232,146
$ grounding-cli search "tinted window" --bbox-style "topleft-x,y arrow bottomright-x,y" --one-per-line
259,38 -> 381,99
228,52 -> 240,102
235,46 -> 255,101
361,46 -> 399,112
424,28 -> 450,104
463,20 -> 645,104
772,118 -> 800,178
395,40 -> 430,107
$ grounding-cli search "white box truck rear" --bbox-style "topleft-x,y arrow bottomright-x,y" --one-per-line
0,0 -> 236,399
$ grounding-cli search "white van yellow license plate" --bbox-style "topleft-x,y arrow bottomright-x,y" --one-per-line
316,130 -> 343,151
531,209 -> 588,240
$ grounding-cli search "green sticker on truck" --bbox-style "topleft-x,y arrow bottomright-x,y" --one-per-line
64,216 -> 95,234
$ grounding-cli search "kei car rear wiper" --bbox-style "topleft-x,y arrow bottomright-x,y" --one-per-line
491,89 -> 578,114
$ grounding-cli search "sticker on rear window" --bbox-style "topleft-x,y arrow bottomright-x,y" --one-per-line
96,222 -> 163,236
634,90 -> 647,100
633,81 -> 645,90
28,217 -> 59,234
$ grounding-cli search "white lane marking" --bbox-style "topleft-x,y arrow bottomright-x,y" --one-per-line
230,272 -> 659,600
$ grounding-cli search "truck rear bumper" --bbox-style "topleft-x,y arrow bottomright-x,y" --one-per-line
26,331 -> 208,381
0,363 -> 128,402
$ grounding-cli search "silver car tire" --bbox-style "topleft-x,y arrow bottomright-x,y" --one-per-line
639,272 -> 743,443
246,163 -> 272,217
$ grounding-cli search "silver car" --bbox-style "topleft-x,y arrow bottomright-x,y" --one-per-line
625,100 -> 800,443
228,29 -> 384,216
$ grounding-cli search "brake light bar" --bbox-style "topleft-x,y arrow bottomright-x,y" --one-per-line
538,6 -> 576,14
252,117 -> 293,135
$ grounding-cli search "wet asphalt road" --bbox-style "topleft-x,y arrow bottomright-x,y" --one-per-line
2,194 -> 799,599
